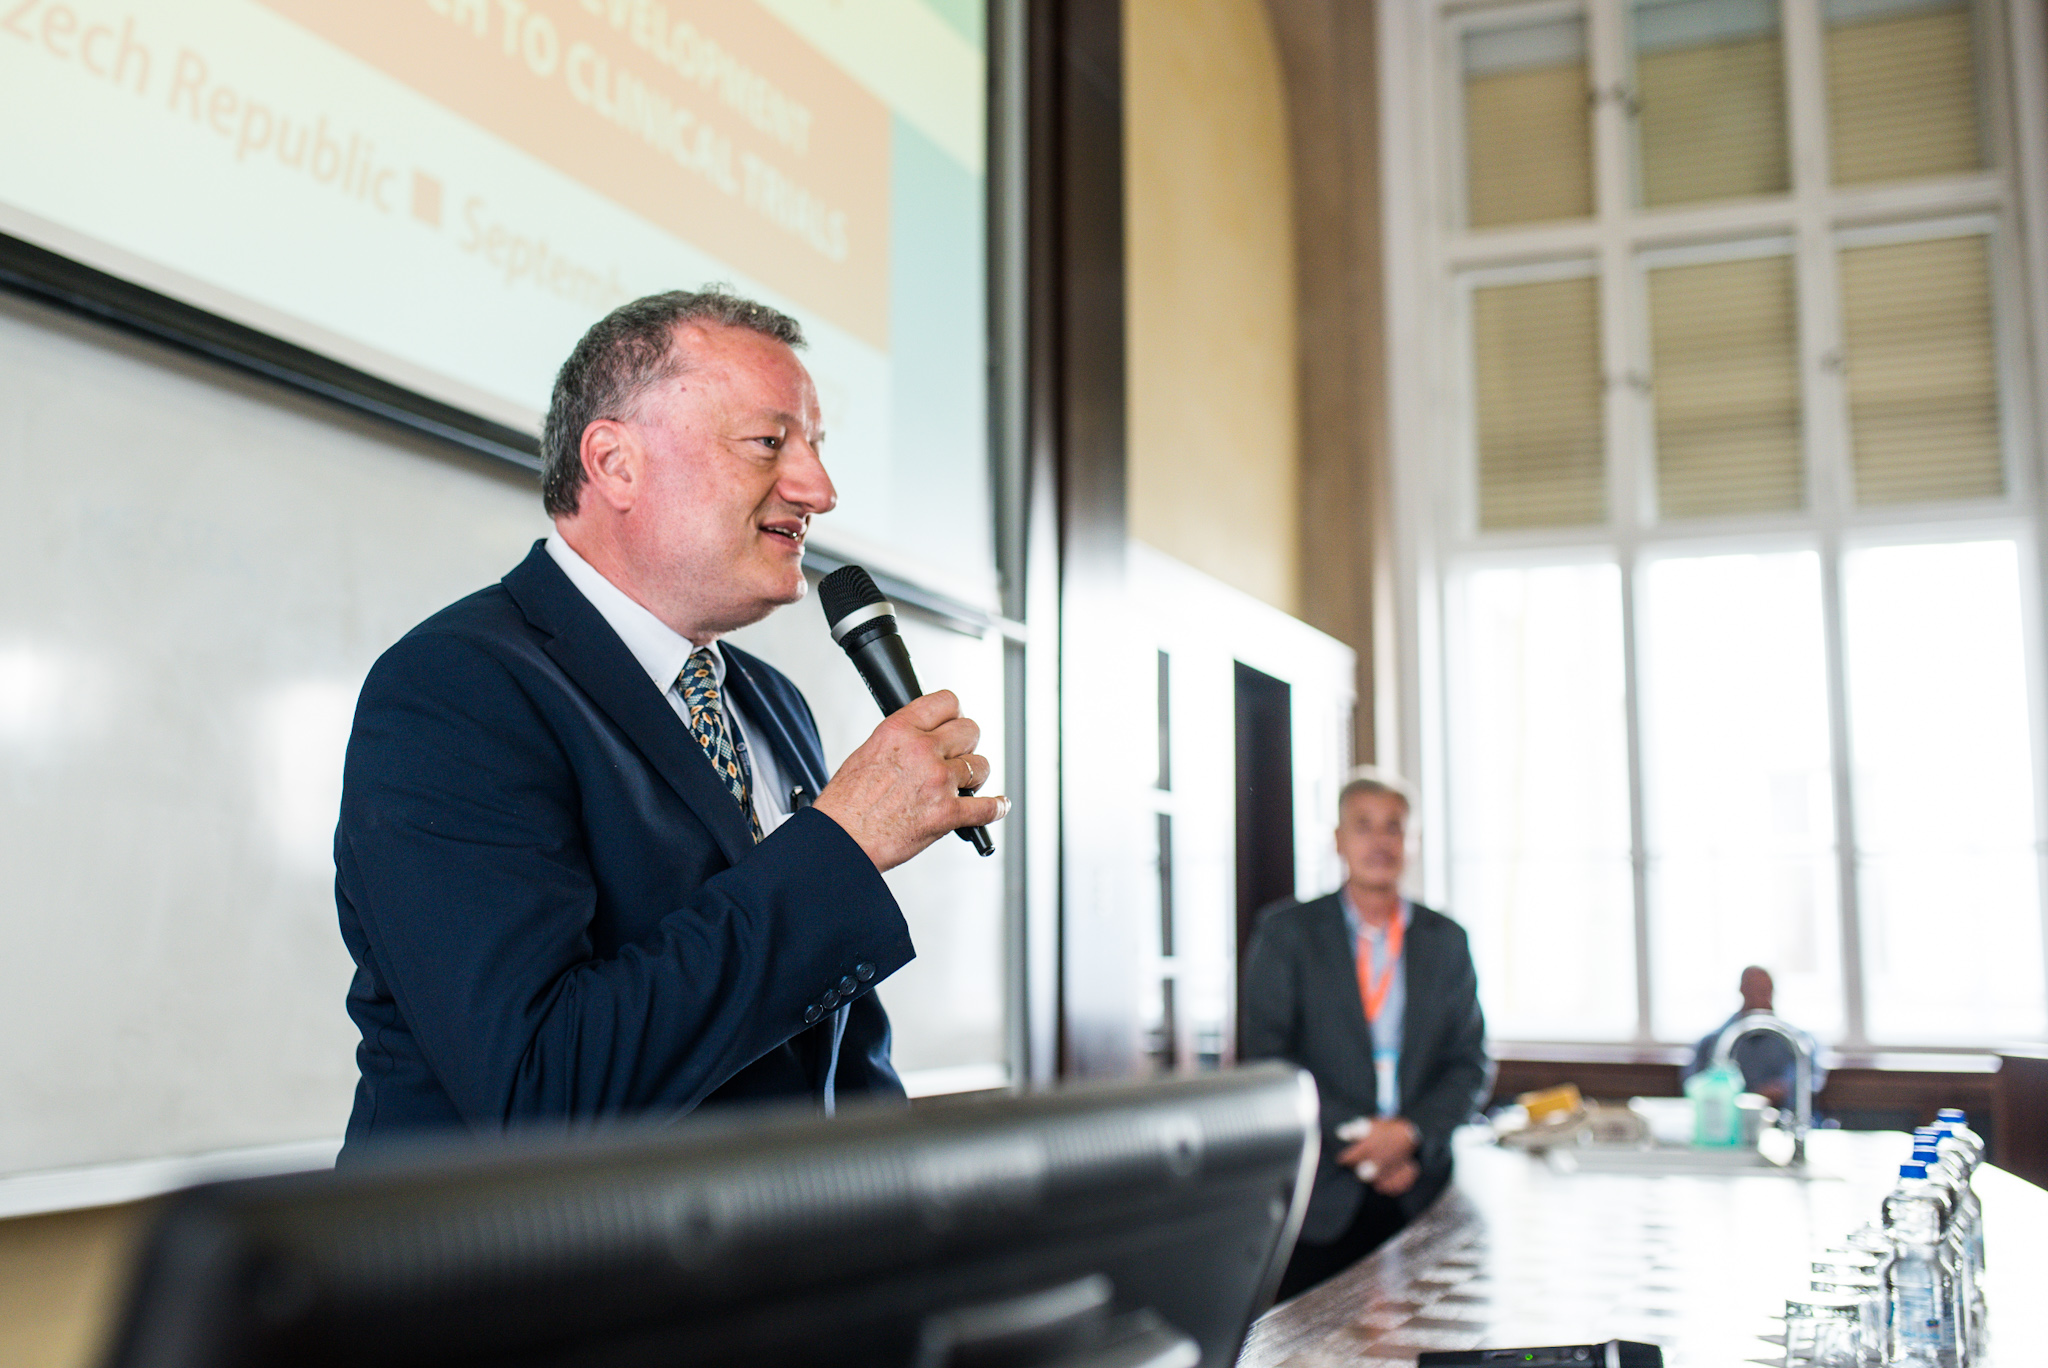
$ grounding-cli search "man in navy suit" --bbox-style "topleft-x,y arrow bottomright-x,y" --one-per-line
1241,771 -> 1492,1298
334,289 -> 1006,1157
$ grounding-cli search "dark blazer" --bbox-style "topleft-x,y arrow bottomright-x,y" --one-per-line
1240,895 -> 1492,1244
334,542 -> 912,1158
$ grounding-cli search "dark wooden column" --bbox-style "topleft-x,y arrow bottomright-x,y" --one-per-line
1262,0 -> 1388,764
1032,0 -> 1145,1078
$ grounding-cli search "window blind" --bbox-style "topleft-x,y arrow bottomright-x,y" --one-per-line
1826,0 -> 1982,184
1474,274 -> 1607,529
1634,0 -> 1790,207
1840,233 -> 2001,505
1648,251 -> 1803,518
1464,16 -> 1595,227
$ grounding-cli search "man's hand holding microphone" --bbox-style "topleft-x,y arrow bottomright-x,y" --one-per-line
810,566 -> 1006,872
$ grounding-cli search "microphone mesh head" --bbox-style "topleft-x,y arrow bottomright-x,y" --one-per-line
819,565 -> 885,628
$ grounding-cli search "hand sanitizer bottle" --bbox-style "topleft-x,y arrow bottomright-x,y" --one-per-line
1685,1060 -> 1742,1147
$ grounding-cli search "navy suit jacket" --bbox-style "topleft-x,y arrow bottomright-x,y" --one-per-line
334,542 -> 912,1158
1239,896 -> 1493,1243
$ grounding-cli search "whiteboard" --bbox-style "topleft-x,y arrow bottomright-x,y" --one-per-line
0,292 -> 1008,1198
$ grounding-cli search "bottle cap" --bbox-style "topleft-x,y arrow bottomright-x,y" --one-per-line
1936,1108 -> 1967,1123
1899,1163 -> 1928,1178
1910,1149 -> 1941,1164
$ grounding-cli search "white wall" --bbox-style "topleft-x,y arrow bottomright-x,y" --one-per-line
1128,544 -> 1355,1063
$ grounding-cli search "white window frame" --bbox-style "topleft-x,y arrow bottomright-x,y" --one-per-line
1381,0 -> 2048,1048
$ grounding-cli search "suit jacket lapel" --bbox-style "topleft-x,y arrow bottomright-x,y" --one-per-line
721,649 -> 828,797
1398,907 -> 1432,1103
1308,896 -> 1377,1066
501,544 -> 756,867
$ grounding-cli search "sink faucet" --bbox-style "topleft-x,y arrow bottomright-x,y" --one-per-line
1711,1013 -> 1814,1165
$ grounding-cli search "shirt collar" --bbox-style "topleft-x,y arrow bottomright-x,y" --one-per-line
545,531 -> 712,696
1339,889 -> 1410,942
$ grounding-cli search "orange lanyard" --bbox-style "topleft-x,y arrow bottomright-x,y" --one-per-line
1354,909 -> 1406,1024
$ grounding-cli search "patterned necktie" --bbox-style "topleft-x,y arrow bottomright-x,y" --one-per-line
678,647 -> 763,842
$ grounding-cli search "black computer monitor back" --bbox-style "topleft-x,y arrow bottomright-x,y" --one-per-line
100,1065 -> 1318,1368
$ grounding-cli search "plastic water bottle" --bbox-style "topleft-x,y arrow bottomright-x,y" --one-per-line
1883,1162 -> 1956,1368
1912,1133 -> 1974,1261
1924,1121 -> 1986,1271
1909,1145 -> 1972,1365
1917,1129 -> 1981,1259
1934,1109 -> 1984,1166
1925,1120 -> 1987,1352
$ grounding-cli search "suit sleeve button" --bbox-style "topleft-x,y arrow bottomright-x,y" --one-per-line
802,1004 -> 823,1024
838,975 -> 858,994
855,962 -> 875,981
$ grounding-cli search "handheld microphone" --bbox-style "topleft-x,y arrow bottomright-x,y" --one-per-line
819,565 -> 995,857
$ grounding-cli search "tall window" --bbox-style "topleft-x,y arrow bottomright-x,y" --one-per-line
1390,0 -> 2048,1047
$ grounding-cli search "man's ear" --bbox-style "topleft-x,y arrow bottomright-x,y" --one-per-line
580,419 -> 642,513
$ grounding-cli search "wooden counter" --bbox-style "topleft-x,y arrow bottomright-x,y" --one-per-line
1242,1130 -> 2048,1368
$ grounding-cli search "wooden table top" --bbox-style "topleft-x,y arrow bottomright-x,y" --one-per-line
1241,1129 -> 2048,1368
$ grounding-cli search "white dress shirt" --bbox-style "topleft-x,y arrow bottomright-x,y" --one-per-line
545,533 -> 792,835
1339,890 -> 1410,1116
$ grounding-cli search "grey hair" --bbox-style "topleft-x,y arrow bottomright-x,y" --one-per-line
1338,765 -> 1417,823
539,286 -> 807,517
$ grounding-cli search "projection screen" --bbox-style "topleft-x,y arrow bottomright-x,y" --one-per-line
0,0 -> 994,604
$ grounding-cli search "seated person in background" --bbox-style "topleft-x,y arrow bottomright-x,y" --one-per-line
1681,966 -> 1828,1107
1241,770 -> 1493,1301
